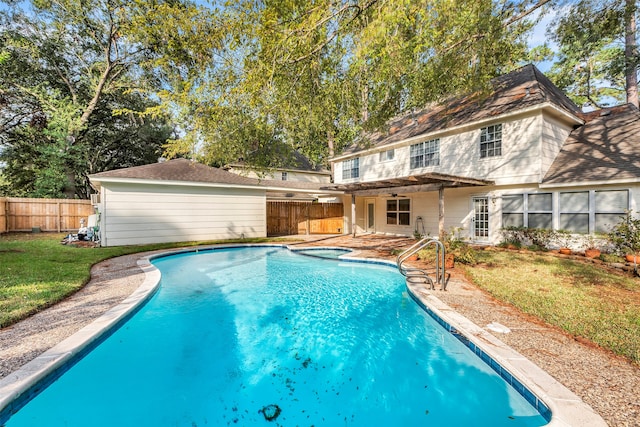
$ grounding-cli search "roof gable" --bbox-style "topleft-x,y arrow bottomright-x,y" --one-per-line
89,158 -> 262,186
341,64 -> 582,155
543,104 -> 640,185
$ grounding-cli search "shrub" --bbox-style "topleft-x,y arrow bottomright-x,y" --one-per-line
500,226 -> 556,250
607,211 -> 640,255
453,245 -> 478,265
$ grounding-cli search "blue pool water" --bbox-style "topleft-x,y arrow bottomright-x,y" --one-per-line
4,247 -> 547,426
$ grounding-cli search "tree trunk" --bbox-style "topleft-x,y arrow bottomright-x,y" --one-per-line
625,0 -> 639,108
327,130 -> 335,180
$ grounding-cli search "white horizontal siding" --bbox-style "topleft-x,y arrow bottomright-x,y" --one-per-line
101,183 -> 266,246
228,167 -> 330,183
540,114 -> 573,178
335,113 -> 546,186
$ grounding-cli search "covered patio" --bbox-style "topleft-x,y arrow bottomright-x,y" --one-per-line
323,172 -> 493,238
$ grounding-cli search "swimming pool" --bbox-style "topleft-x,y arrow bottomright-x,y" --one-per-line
1,246 -> 550,426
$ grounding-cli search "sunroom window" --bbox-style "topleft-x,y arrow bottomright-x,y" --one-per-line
559,192 -> 589,233
502,193 -> 552,228
595,190 -> 628,232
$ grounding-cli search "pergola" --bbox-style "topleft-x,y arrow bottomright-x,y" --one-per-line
322,172 -> 494,238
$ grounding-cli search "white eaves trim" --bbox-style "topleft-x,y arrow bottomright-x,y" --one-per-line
540,177 -> 640,189
331,102 -> 584,162
90,176 -> 344,195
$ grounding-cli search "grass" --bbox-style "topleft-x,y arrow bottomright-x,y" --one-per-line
0,233 -> 288,328
461,249 -> 640,364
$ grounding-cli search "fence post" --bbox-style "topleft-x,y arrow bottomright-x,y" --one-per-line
57,201 -> 61,233
0,198 -> 7,234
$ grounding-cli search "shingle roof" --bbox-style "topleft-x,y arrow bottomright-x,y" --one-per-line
543,104 -> 640,184
89,158 -> 262,186
89,158 -> 340,193
341,64 -> 582,155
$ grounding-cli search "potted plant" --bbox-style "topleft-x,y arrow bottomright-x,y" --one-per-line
582,234 -> 602,259
607,212 -> 640,263
556,230 -> 573,255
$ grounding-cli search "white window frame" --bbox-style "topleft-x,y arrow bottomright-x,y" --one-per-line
386,198 -> 411,226
379,149 -> 395,162
501,193 -> 552,229
342,158 -> 360,180
558,189 -> 629,233
480,124 -> 502,158
410,138 -> 440,169
281,171 -> 288,181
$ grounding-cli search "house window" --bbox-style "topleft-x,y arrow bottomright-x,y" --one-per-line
480,124 -> 502,158
559,192 -> 589,233
386,198 -> 410,226
595,190 -> 628,232
281,172 -> 288,181
502,195 -> 524,227
502,193 -> 552,229
342,158 -> 360,179
410,138 -> 440,169
527,193 -> 552,229
379,149 -> 395,162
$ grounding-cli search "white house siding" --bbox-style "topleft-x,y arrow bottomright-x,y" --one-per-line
336,113 -> 546,187
99,183 -> 266,246
228,167 -> 331,183
354,187 -> 491,240
540,114 -> 573,179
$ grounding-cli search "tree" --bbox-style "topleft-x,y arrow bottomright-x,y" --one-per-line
0,91 -> 173,198
548,0 -> 639,109
159,0 -> 550,170
0,0 -> 184,197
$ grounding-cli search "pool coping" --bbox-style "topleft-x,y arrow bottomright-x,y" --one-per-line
0,244 -> 607,426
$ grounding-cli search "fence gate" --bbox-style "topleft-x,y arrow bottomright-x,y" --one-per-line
267,201 -> 344,236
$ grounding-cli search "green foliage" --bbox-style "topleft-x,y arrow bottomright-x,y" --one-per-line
149,1 -> 542,169
0,1 -> 175,198
440,227 -> 478,265
607,211 -> 640,255
500,226 -> 557,250
452,244 -> 478,265
548,0 -> 637,108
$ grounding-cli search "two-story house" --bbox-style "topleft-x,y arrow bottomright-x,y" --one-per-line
328,64 -> 640,244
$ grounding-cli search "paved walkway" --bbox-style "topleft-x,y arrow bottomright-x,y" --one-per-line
1,235 -> 639,426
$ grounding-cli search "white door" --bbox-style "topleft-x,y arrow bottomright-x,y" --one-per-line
366,199 -> 375,233
472,197 -> 489,241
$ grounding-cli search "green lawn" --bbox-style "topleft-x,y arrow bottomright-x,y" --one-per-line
0,233 -> 281,328
461,249 -> 640,364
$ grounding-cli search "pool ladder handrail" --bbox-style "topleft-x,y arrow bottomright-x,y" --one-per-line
396,238 -> 446,291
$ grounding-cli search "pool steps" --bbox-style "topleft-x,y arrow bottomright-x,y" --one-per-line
396,237 -> 446,290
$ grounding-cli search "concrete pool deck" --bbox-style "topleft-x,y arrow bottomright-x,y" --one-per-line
0,235 -> 638,426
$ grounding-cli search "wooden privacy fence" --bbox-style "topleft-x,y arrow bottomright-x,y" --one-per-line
0,197 -> 94,233
267,201 -> 344,236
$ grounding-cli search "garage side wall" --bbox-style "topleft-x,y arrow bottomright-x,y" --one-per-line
99,183 -> 266,246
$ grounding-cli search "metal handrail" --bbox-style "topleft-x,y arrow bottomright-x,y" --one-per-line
396,237 -> 446,290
